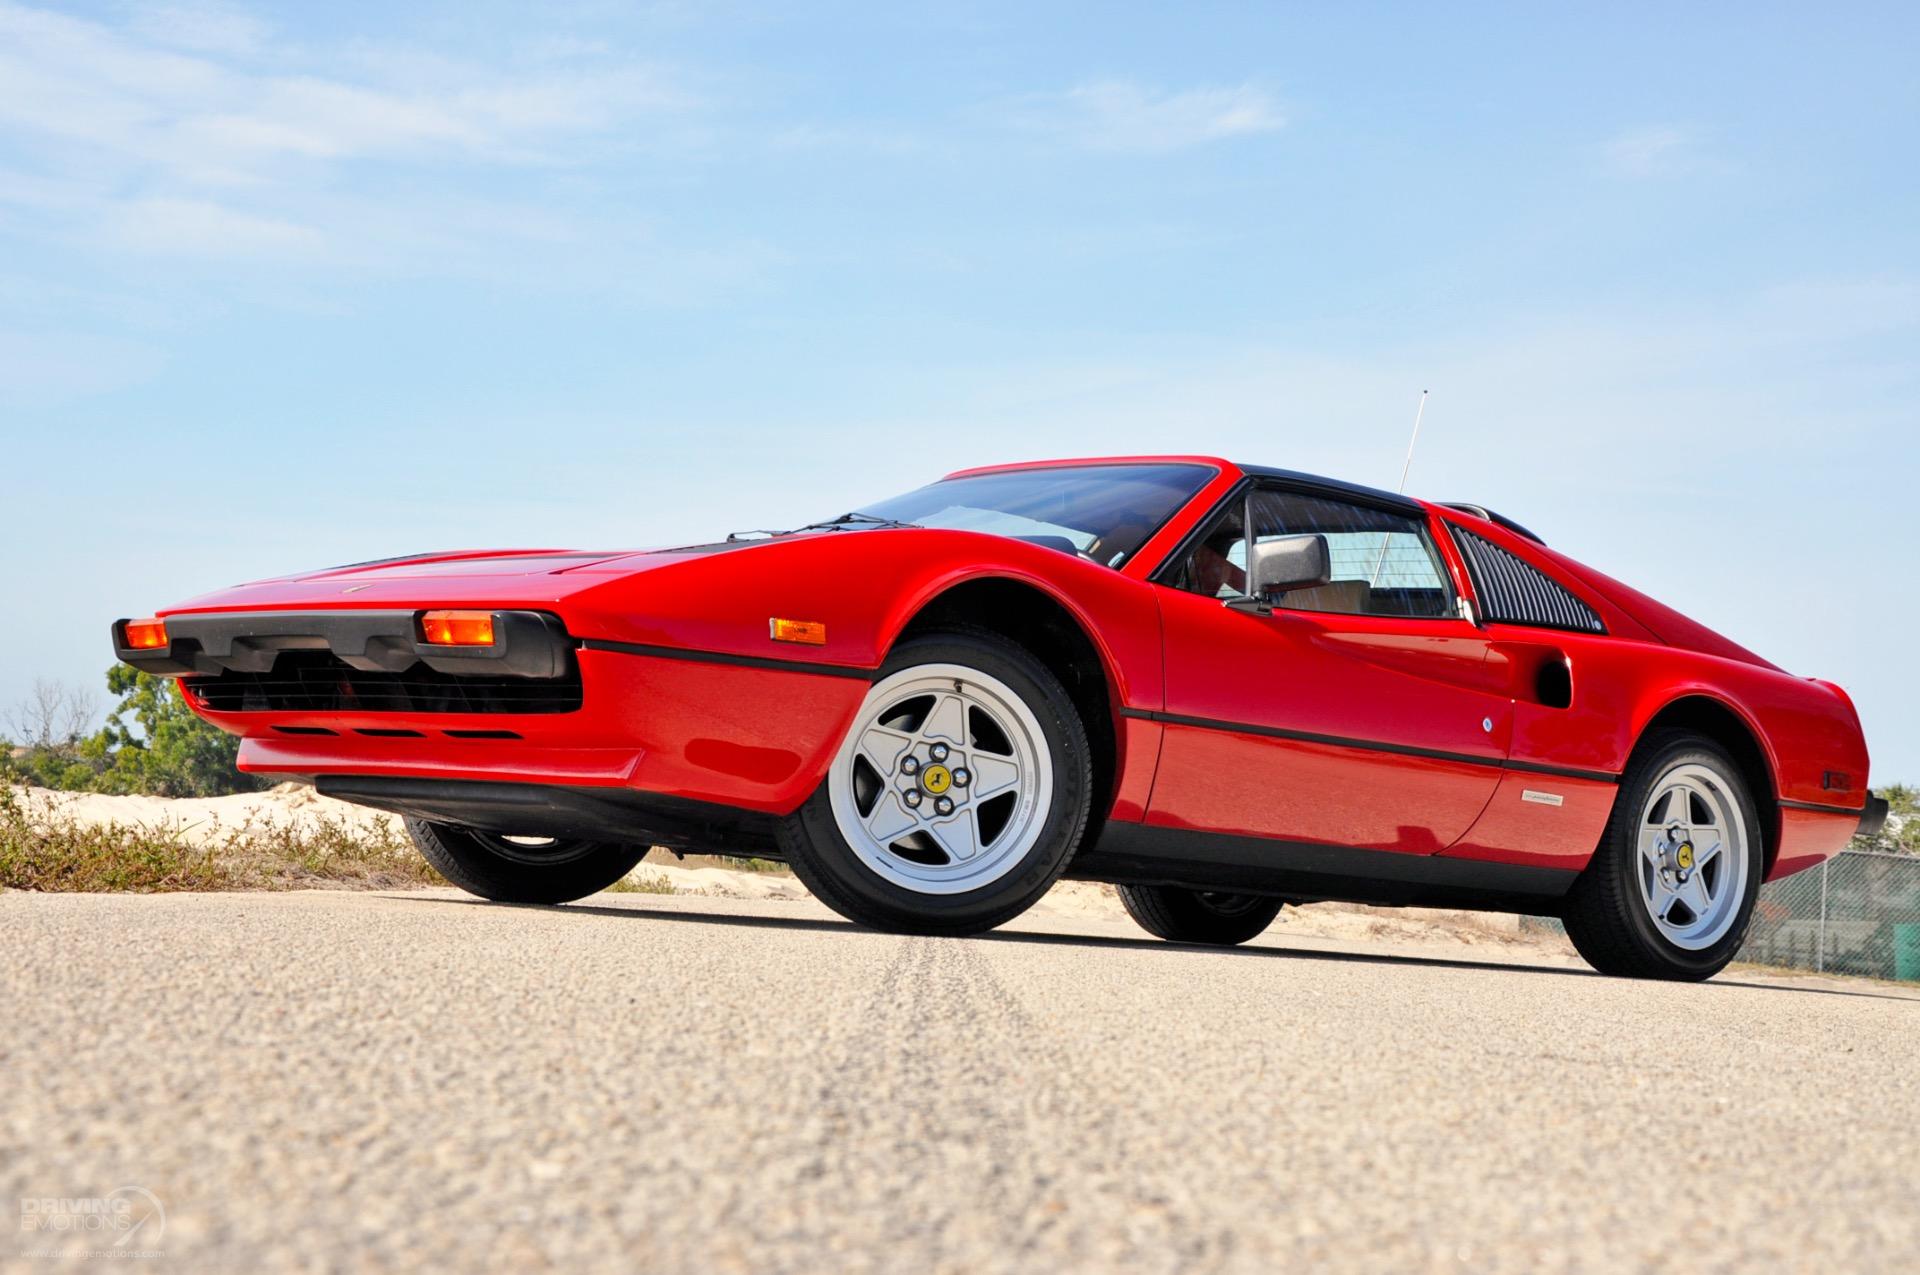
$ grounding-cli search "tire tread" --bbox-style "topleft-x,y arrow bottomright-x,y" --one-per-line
1117,884 -> 1285,946
777,624 -> 1092,935
1561,728 -> 1760,981
406,818 -> 646,904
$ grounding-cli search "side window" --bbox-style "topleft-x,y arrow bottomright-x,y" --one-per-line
1447,525 -> 1606,634
1169,488 -> 1456,619
1249,490 -> 1455,618
1167,500 -> 1246,597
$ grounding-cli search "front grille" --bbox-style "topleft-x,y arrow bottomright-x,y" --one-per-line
183,650 -> 582,715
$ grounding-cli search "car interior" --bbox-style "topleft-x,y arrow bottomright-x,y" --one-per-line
1172,489 -> 1455,619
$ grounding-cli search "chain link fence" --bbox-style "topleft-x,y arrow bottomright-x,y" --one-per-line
1737,850 -> 1920,980
1523,848 -> 1920,981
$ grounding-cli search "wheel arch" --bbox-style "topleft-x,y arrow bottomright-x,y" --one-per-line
888,575 -> 1122,832
1634,693 -> 1782,877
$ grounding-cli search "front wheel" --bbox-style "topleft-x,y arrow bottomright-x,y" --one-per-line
778,628 -> 1093,935
1561,730 -> 1762,981
406,818 -> 648,904
1117,885 -> 1286,945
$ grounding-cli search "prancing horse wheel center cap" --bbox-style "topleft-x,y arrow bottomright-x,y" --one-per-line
920,764 -> 952,795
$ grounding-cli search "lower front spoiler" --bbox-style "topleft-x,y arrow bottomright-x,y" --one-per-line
319,776 -> 779,855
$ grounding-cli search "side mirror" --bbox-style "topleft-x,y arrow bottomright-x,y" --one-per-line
1248,533 -> 1331,598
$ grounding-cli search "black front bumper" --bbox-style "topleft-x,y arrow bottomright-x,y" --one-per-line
112,610 -> 573,680
1857,795 -> 1890,839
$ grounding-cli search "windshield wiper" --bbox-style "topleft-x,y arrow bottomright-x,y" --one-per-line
726,512 -> 923,542
789,511 -> 924,533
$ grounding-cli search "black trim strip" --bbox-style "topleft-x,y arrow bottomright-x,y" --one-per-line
1071,821 -> 1579,913
579,637 -> 877,680
1121,707 -> 1620,784
1779,797 -> 1867,817
1502,757 -> 1620,782
1235,465 -> 1426,516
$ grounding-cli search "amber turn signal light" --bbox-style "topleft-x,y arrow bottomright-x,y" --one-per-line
123,618 -> 169,650
769,617 -> 827,645
419,610 -> 497,646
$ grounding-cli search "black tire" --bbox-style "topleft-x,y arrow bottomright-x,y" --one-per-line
1117,885 -> 1286,945
777,627 -> 1093,936
406,818 -> 647,904
1561,729 -> 1763,981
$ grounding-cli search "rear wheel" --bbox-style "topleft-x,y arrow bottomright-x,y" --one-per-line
406,819 -> 647,904
778,628 -> 1092,935
1562,730 -> 1762,981
1117,885 -> 1286,946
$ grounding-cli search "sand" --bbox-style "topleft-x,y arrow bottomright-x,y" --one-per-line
11,783 -> 1573,957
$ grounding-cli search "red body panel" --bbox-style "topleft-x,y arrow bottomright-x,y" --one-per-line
136,454 -> 1873,888
1444,772 -> 1621,870
1149,590 -> 1509,852
1423,510 -> 1870,881
223,649 -> 869,813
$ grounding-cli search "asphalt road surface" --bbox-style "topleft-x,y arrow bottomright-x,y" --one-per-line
4,888 -> 1916,1274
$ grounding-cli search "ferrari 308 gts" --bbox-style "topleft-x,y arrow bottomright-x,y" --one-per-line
114,457 -> 1883,980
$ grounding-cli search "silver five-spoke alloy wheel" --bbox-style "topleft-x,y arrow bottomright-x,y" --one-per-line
1636,761 -> 1750,950
828,663 -> 1053,895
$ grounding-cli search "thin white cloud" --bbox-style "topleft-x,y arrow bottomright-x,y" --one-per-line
108,196 -> 324,258
0,3 -> 686,169
1603,124 -> 1700,178
129,1 -> 268,57
0,1 -> 695,261
1010,80 -> 1285,153
0,327 -> 166,409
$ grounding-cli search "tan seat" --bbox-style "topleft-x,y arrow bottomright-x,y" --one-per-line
1279,579 -> 1373,615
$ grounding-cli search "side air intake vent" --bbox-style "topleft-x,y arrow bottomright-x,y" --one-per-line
1449,527 -> 1605,634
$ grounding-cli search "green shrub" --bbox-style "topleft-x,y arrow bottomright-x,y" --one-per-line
0,788 -> 434,893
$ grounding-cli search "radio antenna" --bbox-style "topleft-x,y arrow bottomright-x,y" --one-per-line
1371,390 -> 1429,585
1394,389 -> 1429,493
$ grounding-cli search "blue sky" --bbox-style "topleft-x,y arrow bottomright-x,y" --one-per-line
1,1 -> 1916,780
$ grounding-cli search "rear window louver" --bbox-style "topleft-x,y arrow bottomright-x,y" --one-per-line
1449,527 -> 1605,634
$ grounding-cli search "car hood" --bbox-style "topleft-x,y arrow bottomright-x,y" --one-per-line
159,541 -> 782,615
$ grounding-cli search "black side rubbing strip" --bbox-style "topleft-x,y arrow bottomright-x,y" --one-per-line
1120,707 -> 1620,784
1448,526 -> 1606,635
1780,797 -> 1870,817
579,638 -> 877,680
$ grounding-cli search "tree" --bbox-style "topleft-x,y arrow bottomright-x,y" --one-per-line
2,667 -> 265,798
5,677 -> 96,750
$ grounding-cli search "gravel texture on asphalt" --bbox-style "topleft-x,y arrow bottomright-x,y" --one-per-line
3,888 -> 1915,1273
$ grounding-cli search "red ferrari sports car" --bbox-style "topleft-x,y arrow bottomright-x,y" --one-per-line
114,457 -> 1883,980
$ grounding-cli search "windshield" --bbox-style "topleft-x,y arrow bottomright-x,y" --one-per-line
849,463 -> 1213,568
